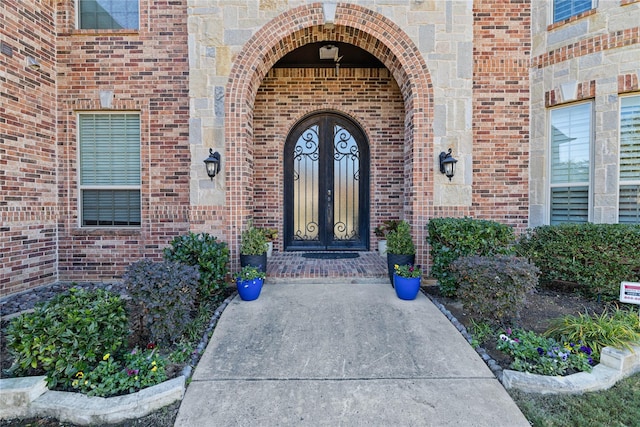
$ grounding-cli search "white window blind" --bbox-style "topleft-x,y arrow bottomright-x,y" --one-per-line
79,113 -> 141,227
553,0 -> 592,23
550,103 -> 591,224
619,96 -> 640,224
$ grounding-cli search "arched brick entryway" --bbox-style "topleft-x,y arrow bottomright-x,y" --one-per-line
225,3 -> 434,268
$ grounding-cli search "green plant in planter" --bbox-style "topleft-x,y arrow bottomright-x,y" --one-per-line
241,223 -> 268,255
374,220 -> 400,238
386,220 -> 415,254
236,265 -> 267,281
394,263 -> 422,278
262,227 -> 278,242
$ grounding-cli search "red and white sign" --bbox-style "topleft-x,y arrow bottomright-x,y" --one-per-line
620,282 -> 640,305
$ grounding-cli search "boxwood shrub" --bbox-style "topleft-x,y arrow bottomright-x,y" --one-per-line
451,255 -> 539,326
516,223 -> 640,300
427,217 -> 516,296
163,231 -> 229,299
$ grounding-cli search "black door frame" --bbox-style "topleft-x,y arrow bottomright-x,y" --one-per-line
283,111 -> 369,251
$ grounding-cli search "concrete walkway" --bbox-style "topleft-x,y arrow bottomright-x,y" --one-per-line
174,282 -> 530,426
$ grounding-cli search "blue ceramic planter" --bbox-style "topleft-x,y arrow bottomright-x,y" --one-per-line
393,274 -> 421,300
236,277 -> 264,301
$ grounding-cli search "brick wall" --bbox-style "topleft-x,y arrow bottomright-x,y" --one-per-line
471,0 -> 531,232
54,0 -> 191,283
253,68 -> 405,251
1,0 -> 57,296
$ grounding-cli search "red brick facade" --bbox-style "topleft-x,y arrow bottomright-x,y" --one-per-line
1,1 -> 57,295
471,0 -> 531,230
3,1 -> 638,296
253,68 -> 406,251
53,1 -> 192,283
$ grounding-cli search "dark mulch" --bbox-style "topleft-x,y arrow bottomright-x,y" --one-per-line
423,284 -> 609,371
1,281 -> 611,426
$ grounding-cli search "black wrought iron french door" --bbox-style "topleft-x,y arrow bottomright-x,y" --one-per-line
284,112 -> 369,251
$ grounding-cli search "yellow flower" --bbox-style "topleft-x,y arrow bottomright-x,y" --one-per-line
152,360 -> 157,366
75,371 -> 84,378
103,353 -> 110,361
151,366 -> 158,372
84,380 -> 88,385
72,380 -> 79,387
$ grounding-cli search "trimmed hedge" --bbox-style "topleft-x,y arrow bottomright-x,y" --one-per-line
451,255 -> 539,326
516,223 -> 640,300
427,217 -> 516,296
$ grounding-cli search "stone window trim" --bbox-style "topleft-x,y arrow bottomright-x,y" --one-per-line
545,80 -> 596,108
618,73 -> 640,94
532,27 -> 640,69
547,7 -> 596,31
71,228 -> 141,237
68,28 -> 139,37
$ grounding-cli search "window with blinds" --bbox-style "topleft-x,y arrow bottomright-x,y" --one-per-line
78,0 -> 139,30
619,96 -> 640,224
79,113 -> 141,227
549,102 -> 592,224
552,0 -> 593,23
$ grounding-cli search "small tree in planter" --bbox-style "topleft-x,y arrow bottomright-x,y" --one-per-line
240,221 -> 268,272
385,220 -> 416,285
374,220 -> 399,257
262,227 -> 278,257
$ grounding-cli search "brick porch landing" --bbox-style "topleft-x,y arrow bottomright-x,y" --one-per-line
266,251 -> 388,283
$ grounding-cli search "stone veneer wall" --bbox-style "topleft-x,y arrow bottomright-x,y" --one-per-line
253,68 -> 405,252
1,1 -> 57,295
529,0 -> 640,226
188,1 -> 475,268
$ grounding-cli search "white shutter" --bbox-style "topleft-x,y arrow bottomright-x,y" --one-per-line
619,96 -> 640,224
550,103 -> 591,223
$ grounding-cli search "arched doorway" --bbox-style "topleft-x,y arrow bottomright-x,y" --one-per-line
224,3 -> 434,270
283,112 -> 369,251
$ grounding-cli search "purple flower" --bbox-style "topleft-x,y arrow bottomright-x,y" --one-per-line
506,328 -> 512,335
127,369 -> 139,376
580,345 -> 592,356
537,347 -> 544,356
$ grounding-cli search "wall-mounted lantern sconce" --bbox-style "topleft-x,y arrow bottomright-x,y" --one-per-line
204,149 -> 221,180
26,56 -> 40,71
439,148 -> 458,181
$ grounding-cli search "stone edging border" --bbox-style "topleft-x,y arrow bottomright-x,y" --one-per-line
0,292 -> 237,425
424,291 -> 640,394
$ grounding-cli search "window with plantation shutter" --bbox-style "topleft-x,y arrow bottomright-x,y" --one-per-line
552,0 -> 593,23
619,96 -> 640,224
79,113 -> 141,227
549,102 -> 592,224
78,0 -> 139,30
